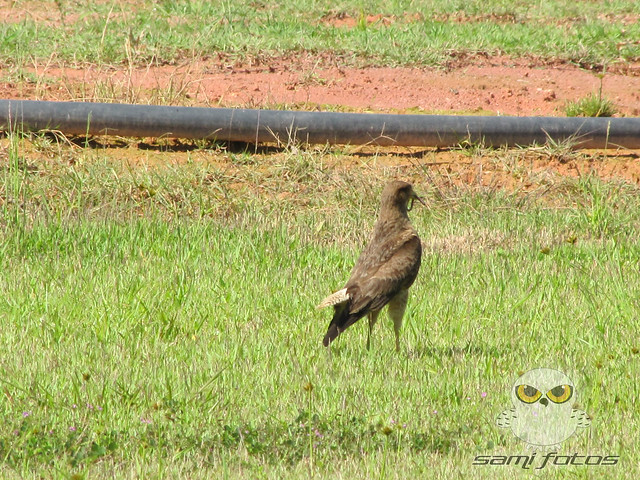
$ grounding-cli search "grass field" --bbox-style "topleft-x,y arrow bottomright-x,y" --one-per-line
2,0 -> 640,478
1,134 -> 639,478
1,0 -> 639,68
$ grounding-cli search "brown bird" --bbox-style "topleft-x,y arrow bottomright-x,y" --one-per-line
318,180 -> 424,351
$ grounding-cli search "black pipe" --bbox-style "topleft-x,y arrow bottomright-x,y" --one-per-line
1,100 -> 638,148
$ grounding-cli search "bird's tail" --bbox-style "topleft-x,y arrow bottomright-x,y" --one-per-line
320,289 -> 350,347
323,300 -> 351,347
317,288 -> 349,309
323,324 -> 340,347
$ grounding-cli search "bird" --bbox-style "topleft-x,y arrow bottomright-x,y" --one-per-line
317,180 -> 425,351
496,368 -> 591,448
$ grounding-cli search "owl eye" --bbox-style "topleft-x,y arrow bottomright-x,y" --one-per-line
547,384 -> 573,404
515,384 -> 542,404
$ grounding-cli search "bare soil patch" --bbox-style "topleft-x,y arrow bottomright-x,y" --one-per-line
2,52 -> 640,189
5,53 -> 640,116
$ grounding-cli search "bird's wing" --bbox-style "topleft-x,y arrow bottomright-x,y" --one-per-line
349,228 -> 418,282
346,233 -> 421,316
317,228 -> 413,311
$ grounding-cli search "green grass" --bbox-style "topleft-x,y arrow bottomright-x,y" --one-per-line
565,73 -> 618,117
565,93 -> 618,118
0,134 -> 639,478
1,0 -> 639,67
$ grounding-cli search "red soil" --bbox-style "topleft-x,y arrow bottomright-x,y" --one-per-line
4,53 -> 640,117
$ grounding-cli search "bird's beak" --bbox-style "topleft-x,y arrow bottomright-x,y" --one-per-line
407,192 -> 426,211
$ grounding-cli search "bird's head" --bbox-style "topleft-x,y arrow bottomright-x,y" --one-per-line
381,180 -> 426,216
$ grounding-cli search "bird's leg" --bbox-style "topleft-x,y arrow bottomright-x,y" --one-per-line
388,289 -> 409,352
367,310 -> 380,351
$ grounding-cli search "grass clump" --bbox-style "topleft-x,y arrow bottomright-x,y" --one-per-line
565,92 -> 617,117
565,74 -> 617,117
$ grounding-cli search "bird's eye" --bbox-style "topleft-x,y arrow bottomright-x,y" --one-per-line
515,384 -> 542,404
547,385 -> 573,404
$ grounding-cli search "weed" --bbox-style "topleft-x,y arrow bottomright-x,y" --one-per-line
565,93 -> 617,118
565,73 -> 617,118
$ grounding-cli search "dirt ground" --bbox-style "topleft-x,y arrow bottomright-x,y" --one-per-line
5,53 -> 640,116
2,51 -> 640,187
